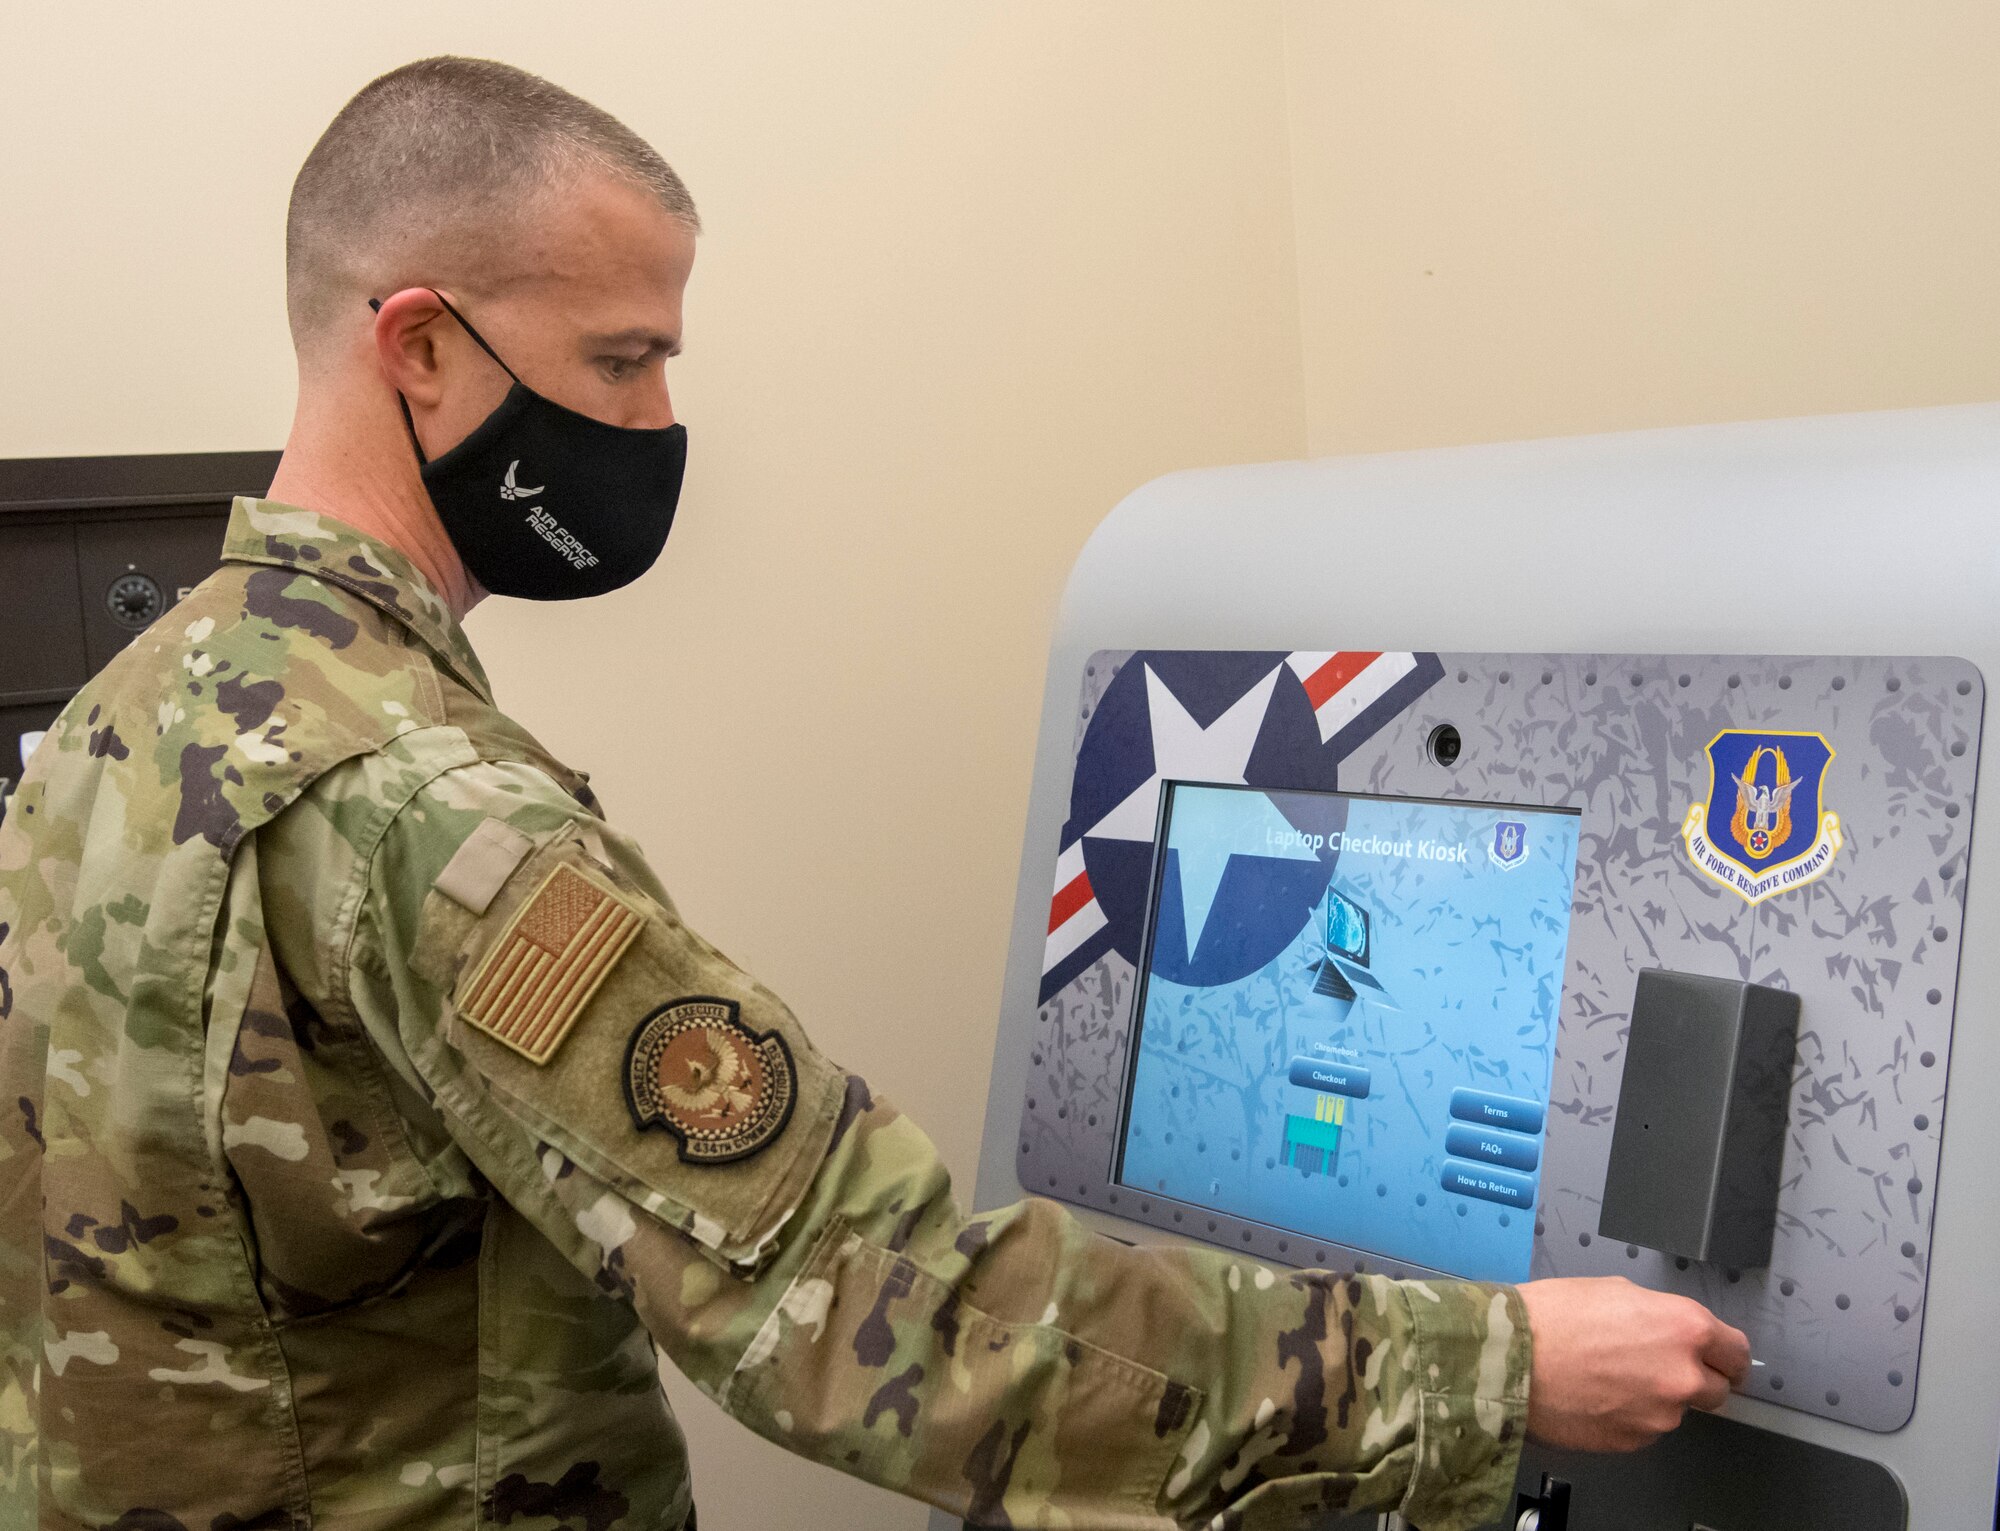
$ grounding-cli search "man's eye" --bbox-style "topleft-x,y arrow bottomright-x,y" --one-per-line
599,356 -> 645,382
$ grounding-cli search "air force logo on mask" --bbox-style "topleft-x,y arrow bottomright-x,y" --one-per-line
1682,729 -> 1843,904
499,460 -> 544,501
499,461 -> 599,571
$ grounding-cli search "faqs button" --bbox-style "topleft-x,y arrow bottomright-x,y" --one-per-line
1444,1122 -> 1541,1173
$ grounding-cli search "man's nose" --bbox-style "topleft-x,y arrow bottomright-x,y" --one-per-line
628,378 -> 675,431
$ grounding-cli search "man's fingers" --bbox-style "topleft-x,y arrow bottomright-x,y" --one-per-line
1520,1278 -> 1756,1454
1697,1316 -> 1752,1382
1690,1365 -> 1735,1413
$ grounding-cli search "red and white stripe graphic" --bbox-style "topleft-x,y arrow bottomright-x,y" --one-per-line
1043,839 -> 1108,977
1285,651 -> 1420,745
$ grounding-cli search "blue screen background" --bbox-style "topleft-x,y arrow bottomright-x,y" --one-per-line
1119,785 -> 1581,1281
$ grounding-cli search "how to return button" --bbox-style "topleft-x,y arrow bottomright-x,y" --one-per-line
1441,1160 -> 1537,1210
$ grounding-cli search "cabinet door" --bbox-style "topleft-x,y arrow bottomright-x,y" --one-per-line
73,513 -> 228,673
0,522 -> 88,702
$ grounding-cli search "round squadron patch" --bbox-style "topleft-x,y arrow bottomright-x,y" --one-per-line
624,997 -> 797,1164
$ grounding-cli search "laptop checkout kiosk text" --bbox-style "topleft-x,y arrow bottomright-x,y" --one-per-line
933,404 -> 2000,1530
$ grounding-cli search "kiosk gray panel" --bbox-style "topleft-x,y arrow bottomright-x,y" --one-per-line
1018,648 -> 1980,1434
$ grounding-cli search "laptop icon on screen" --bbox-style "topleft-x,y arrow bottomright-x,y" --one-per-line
1312,887 -> 1396,1006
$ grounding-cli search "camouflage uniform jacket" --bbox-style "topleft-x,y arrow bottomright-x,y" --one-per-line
0,498 -> 1530,1531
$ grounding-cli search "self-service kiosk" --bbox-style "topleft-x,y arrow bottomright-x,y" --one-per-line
939,404 -> 2000,1529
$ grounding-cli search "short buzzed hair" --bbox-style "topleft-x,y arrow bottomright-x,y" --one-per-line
286,56 -> 698,349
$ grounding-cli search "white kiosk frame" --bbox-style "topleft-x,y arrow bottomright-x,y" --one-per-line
943,404 -> 2000,1529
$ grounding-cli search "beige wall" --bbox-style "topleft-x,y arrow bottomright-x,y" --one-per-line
1280,1 -> 2000,454
6,4 -> 1998,1528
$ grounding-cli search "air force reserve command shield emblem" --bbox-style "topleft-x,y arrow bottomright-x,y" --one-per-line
1682,730 -> 1844,904
1489,819 -> 1529,870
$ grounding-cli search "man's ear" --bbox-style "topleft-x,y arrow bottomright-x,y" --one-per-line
371,287 -> 455,408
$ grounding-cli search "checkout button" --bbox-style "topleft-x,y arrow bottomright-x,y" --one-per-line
1287,1057 -> 1372,1098
1441,1160 -> 1537,1211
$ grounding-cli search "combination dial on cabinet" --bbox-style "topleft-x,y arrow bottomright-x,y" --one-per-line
105,570 -> 165,631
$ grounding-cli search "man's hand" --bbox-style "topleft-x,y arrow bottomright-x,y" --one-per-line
1517,1276 -> 1751,1451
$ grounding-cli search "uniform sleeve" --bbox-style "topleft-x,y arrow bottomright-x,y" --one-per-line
332,756 -> 1531,1531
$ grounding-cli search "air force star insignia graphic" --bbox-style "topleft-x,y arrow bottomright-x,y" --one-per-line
625,997 -> 797,1163
1039,649 -> 1445,1003
1682,729 -> 1843,905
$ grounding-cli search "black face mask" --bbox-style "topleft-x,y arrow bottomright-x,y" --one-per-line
373,290 -> 687,601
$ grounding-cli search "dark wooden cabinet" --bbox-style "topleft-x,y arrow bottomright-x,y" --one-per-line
0,451 -> 279,818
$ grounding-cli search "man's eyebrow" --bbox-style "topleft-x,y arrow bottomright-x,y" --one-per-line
586,326 -> 682,357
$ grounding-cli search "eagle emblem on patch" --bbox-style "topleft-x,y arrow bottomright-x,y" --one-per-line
624,998 -> 797,1164
458,862 -> 644,1064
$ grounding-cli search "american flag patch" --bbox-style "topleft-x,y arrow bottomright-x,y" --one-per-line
458,862 -> 644,1064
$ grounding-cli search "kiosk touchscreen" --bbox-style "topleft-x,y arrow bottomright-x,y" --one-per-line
941,404 -> 2000,1530
1119,784 -> 1580,1283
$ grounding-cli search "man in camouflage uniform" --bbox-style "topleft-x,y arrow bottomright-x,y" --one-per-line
0,57 -> 1747,1531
